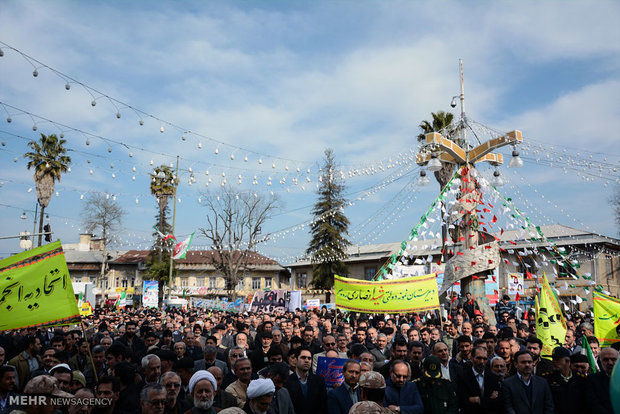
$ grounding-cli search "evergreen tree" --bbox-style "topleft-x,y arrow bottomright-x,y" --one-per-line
306,149 -> 350,298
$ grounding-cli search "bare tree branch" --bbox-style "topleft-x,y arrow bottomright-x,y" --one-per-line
199,189 -> 279,298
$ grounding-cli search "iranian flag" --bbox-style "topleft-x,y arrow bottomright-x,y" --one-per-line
114,291 -> 126,310
173,232 -> 195,260
153,225 -> 176,242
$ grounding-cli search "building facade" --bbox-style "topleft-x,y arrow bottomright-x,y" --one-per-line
287,224 -> 620,310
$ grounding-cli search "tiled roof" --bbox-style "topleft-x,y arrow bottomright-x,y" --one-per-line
110,249 -> 280,266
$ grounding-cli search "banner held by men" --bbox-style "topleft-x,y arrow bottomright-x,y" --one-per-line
593,291 -> 620,346
0,241 -> 80,331
334,273 -> 439,313
535,273 -> 567,359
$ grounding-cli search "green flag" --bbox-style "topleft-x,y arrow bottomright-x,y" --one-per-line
582,335 -> 598,374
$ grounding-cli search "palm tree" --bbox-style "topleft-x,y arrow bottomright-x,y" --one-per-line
417,111 -> 456,189
24,133 -> 71,247
148,165 -> 177,307
418,111 -> 457,262
149,165 -> 177,259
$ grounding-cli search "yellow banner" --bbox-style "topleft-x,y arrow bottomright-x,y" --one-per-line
334,273 -> 439,314
593,291 -> 620,346
536,274 -> 567,358
0,241 -> 80,331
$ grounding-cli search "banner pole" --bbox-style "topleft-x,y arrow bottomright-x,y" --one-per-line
81,318 -> 98,384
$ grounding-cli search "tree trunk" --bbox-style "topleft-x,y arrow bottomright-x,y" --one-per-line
38,205 -> 45,247
158,279 -> 164,309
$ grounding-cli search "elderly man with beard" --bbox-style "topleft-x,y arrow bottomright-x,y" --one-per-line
243,378 -> 275,414
161,371 -> 190,414
384,360 -> 424,414
186,370 -> 218,414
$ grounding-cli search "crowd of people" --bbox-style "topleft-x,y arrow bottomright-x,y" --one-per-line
0,293 -> 618,414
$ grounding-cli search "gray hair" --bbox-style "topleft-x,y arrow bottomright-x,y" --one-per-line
490,356 -> 506,366
174,341 -> 186,350
377,334 -> 387,340
141,354 -> 160,370
204,345 -> 217,355
140,383 -> 166,403
160,371 -> 181,384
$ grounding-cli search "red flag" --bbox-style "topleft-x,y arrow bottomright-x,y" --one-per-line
483,208 -> 491,213
515,293 -> 521,301
492,215 -> 498,223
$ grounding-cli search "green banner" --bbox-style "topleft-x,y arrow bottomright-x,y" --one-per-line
0,241 -> 80,331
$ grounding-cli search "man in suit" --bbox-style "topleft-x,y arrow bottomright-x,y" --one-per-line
458,346 -> 502,414
194,345 -> 228,376
327,359 -> 361,414
585,347 -> 618,414
284,346 -> 328,414
384,360 -> 424,414
431,341 -> 461,386
502,350 -> 554,414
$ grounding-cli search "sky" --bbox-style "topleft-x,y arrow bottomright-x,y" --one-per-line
0,0 -> 619,263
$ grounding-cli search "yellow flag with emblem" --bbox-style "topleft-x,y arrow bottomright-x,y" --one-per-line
593,291 -> 620,346
535,274 -> 567,359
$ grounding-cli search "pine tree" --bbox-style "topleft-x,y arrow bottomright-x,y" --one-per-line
306,149 -> 350,298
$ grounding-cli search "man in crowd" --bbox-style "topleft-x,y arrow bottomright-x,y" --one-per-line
225,357 -> 253,408
187,370 -> 218,414
502,350 -> 554,414
349,371 -> 392,414
284,346 -> 327,414
414,355 -> 458,414
161,371 -> 191,414
457,346 -> 502,414
384,360 -> 424,414
8,336 -> 42,391
244,378 -> 275,414
585,347 -> 618,414
327,359 -> 361,414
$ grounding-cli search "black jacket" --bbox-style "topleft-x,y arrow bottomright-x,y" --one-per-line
457,366 -> 503,414
585,371 -> 613,414
284,371 -> 328,414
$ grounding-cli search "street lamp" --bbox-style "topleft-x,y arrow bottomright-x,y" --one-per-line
490,169 -> 504,187
19,231 -> 32,250
509,148 -> 524,168
415,59 -> 524,323
418,170 -> 430,186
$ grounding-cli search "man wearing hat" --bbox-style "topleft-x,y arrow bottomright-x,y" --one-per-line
20,375 -> 74,413
542,346 -> 582,414
49,363 -> 73,394
243,378 -> 275,414
348,370 -> 392,414
414,355 -> 457,414
187,369 -> 218,414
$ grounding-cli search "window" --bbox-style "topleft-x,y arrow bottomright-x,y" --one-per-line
252,277 -> 261,290
296,273 -> 307,289
181,278 -> 189,287
365,267 -> 377,280
208,277 -> 216,288
518,256 -> 537,276
265,278 -> 272,289
605,255 -> 615,278
556,259 -> 578,280
131,278 -> 135,287
196,277 -> 205,287
115,277 -> 120,287
121,279 -> 128,288
235,279 -> 245,290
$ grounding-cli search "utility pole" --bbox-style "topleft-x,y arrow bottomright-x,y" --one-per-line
168,155 -> 180,301
416,59 -> 524,321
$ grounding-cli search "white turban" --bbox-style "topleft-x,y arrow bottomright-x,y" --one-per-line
188,370 -> 217,394
246,378 -> 275,399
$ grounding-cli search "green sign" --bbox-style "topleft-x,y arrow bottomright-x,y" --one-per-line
0,241 -> 80,331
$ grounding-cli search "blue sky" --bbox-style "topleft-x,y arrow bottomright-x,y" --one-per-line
0,0 -> 619,262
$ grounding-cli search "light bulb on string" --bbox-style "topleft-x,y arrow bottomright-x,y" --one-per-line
116,112 -> 121,119
33,69 -> 38,77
